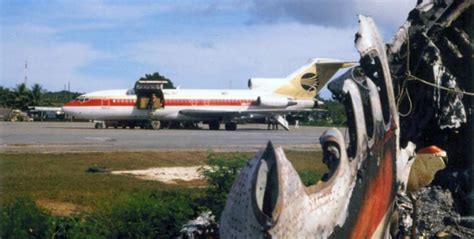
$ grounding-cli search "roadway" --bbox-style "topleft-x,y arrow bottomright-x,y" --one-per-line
0,122 -> 345,153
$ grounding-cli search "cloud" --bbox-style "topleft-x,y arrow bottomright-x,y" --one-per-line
1,1 -> 415,94
0,25 -> 123,92
248,0 -> 415,36
1,1 -> 170,34
248,0 -> 354,27
37,1 -> 162,22
354,0 -> 416,32
128,23 -> 359,90
62,1 -> 160,21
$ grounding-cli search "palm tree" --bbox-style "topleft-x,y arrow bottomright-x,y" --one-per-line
12,83 -> 31,110
0,86 -> 13,107
29,84 -> 45,106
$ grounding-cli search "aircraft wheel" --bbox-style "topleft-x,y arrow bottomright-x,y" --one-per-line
208,121 -> 220,130
114,125 -> 118,129
225,122 -> 237,131
129,125 -> 135,129
95,122 -> 104,129
122,125 -> 127,129
150,120 -> 161,130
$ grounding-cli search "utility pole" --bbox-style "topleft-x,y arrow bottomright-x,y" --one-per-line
68,81 -> 71,101
24,60 -> 28,85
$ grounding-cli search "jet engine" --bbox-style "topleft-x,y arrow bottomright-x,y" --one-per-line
256,96 -> 296,108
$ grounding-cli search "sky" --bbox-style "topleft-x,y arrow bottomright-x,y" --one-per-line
0,0 -> 415,95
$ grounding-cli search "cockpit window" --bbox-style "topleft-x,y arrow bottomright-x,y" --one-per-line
74,96 -> 84,101
74,96 -> 89,102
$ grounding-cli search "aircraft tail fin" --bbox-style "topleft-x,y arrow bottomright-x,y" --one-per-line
273,59 -> 356,99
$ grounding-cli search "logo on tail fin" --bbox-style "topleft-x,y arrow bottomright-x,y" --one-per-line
274,59 -> 356,99
300,72 -> 319,92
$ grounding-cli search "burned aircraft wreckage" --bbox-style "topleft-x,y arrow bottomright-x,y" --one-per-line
220,0 -> 473,238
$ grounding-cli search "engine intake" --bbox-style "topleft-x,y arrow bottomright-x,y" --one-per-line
257,96 -> 296,108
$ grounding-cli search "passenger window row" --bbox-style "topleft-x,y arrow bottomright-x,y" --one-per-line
112,99 -> 135,103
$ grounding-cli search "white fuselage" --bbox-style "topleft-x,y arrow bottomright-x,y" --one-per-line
63,89 -> 314,122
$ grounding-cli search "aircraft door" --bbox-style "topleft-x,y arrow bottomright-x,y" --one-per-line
134,80 -> 166,111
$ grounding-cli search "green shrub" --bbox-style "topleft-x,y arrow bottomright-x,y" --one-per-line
106,191 -> 195,238
0,198 -> 101,239
298,170 -> 322,186
301,100 -> 347,126
0,191 -> 197,238
48,216 -> 83,239
48,215 -> 109,239
0,197 -> 50,239
199,153 -> 247,220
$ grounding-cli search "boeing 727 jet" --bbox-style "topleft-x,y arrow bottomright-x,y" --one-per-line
63,58 -> 354,130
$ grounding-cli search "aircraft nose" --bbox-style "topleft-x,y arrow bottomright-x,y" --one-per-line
62,101 -> 77,117
62,105 -> 72,115
63,99 -> 75,107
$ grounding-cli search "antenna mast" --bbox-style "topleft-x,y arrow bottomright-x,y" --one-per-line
24,60 -> 28,85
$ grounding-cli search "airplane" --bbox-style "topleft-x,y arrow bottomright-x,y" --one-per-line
62,58 -> 354,131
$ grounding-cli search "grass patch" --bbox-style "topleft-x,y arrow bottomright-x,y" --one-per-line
0,151 -> 209,211
0,150 -> 326,237
1,193 -> 197,238
0,150 -> 325,214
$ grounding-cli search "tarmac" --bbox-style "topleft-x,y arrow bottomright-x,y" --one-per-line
0,122 -> 344,153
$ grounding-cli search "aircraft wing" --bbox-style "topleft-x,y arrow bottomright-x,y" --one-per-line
29,106 -> 63,112
179,108 -> 318,131
179,108 -> 314,117
29,106 -> 64,115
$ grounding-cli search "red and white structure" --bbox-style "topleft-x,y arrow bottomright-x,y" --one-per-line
63,59 -> 354,130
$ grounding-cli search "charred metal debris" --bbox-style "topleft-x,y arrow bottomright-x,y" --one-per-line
220,0 -> 473,238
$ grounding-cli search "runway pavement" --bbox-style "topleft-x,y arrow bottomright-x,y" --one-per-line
0,122 -> 344,153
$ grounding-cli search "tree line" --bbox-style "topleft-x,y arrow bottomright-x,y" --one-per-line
303,100 -> 346,126
0,72 -> 176,110
0,83 -> 82,110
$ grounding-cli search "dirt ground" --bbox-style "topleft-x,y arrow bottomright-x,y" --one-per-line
111,166 -> 205,184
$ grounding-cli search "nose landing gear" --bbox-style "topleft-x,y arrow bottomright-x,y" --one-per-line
94,121 -> 106,129
148,120 -> 161,130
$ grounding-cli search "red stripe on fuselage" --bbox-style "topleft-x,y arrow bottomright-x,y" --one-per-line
64,98 -> 258,107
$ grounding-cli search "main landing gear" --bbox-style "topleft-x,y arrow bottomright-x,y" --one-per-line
225,122 -> 237,131
94,120 -> 161,130
208,121 -> 237,131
